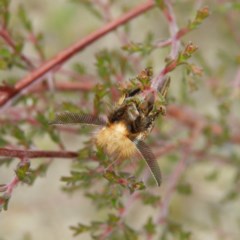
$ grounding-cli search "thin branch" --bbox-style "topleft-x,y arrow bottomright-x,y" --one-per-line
232,68 -> 240,89
0,148 -> 78,159
162,0 -> 180,59
154,28 -> 189,48
151,0 -> 181,90
0,0 -> 155,109
4,176 -> 19,195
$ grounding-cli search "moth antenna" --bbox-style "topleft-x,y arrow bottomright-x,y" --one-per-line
134,140 -> 161,186
49,112 -> 107,126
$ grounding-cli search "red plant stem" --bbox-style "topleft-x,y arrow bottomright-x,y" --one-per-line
233,67 -> 240,89
0,148 -> 78,159
151,0 -> 181,90
151,59 -> 178,90
163,0 -> 180,59
0,1 -> 155,109
0,29 -> 35,70
154,28 -> 189,48
5,176 -> 19,195
99,225 -> 113,240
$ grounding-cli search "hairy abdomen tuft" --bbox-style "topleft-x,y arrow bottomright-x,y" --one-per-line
95,122 -> 136,159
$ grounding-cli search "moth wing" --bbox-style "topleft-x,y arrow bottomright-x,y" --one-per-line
134,140 -> 161,187
49,112 -> 106,126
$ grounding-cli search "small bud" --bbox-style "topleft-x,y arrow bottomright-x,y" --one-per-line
184,42 -> 198,55
189,64 -> 203,76
196,6 -> 210,23
182,42 -> 198,60
188,6 -> 210,30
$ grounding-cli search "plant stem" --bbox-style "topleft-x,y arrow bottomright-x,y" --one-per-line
0,148 -> 78,159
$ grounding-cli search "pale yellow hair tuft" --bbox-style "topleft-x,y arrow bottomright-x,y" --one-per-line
95,122 -> 136,159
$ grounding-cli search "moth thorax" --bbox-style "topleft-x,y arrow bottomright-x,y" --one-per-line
127,103 -> 139,121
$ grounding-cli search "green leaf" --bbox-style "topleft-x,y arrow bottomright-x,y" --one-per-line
72,62 -> 86,74
188,6 -> 210,30
103,170 -> 121,184
36,112 -> 61,144
123,224 -> 138,240
15,161 -> 32,184
154,0 -> 164,8
36,112 -> 49,128
140,192 -> 161,206
205,170 -> 219,181
93,84 -> 108,114
122,42 -> 153,55
71,0 -> 103,20
167,221 -> 192,240
61,169 -> 100,192
86,191 -> 122,209
0,193 -> 10,211
103,171 -> 146,193
0,47 -> 11,58
18,5 -> 32,32
144,217 -> 156,235
11,126 -> 31,147
95,50 -> 112,80
0,0 -> 10,27
27,163 -> 50,185
222,190 -> 239,203
0,136 -> 8,147
177,182 -> 192,195
107,214 -> 120,225
61,102 -> 81,113
180,42 -> 198,61
70,223 -> 91,236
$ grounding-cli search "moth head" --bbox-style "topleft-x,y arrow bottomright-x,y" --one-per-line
139,91 -> 155,115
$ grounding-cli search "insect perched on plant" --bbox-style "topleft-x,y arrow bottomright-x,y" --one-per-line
50,68 -> 169,186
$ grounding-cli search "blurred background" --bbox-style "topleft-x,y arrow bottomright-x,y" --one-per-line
0,0 -> 240,239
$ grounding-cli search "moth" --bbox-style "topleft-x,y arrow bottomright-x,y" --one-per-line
50,69 -> 168,186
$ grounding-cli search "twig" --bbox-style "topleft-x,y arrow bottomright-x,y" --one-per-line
232,68 -> 240,89
0,148 -> 78,159
151,0 -> 181,90
162,0 -> 180,59
154,28 -> 189,48
4,176 -> 20,195
0,1 -> 155,109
